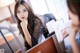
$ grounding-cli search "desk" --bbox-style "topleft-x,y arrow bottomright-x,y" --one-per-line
26,35 -> 62,53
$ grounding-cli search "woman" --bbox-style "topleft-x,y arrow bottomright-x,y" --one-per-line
67,0 -> 80,53
14,0 -> 48,51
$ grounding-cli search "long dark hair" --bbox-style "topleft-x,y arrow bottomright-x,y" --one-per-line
14,0 -> 42,37
67,0 -> 80,20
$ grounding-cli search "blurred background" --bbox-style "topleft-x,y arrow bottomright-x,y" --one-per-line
0,0 -> 80,53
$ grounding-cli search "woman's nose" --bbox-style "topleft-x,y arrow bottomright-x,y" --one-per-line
20,12 -> 24,16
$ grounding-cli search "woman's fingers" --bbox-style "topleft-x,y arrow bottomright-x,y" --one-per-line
23,47 -> 26,50
15,49 -> 22,53
62,29 -> 68,38
15,47 -> 26,53
69,23 -> 79,39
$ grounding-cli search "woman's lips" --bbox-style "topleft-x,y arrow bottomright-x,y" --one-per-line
21,17 -> 25,19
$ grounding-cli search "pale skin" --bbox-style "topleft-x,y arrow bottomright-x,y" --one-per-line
15,3 -> 80,53
62,10 -> 80,53
15,4 -> 32,53
61,28 -> 68,38
17,4 -> 32,47
68,10 -> 80,53
20,20 -> 32,47
69,25 -> 80,53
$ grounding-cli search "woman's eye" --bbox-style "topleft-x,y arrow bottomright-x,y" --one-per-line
23,9 -> 27,12
17,11 -> 20,13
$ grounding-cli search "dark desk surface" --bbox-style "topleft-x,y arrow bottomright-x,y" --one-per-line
26,36 -> 58,53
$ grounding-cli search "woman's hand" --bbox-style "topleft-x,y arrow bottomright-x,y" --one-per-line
61,28 -> 68,39
22,20 -> 28,26
15,47 -> 26,53
15,49 -> 22,53
69,23 -> 80,53
21,20 -> 32,47
69,23 -> 79,40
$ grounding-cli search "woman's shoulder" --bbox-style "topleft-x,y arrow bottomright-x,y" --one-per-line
34,17 -> 40,21
34,17 -> 41,24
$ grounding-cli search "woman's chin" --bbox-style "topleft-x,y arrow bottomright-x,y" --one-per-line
20,19 -> 24,21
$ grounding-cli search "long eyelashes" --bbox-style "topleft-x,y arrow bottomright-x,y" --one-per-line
23,9 -> 27,12
17,9 -> 27,14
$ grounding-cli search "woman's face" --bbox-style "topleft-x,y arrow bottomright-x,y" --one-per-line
17,4 -> 28,21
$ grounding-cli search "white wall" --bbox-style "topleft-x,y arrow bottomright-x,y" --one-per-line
0,3 -> 15,21
46,0 -> 69,22
29,0 -> 49,15
29,0 -> 69,22
0,7 -> 11,21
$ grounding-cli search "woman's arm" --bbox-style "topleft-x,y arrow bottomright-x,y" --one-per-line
69,32 -> 80,53
21,20 -> 32,47
15,47 -> 26,53
68,10 -> 80,53
32,18 -> 42,38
